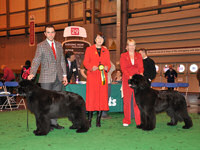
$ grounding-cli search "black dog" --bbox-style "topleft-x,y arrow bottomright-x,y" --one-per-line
18,80 -> 89,136
128,74 -> 193,131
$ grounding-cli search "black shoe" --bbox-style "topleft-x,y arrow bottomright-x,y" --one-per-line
50,124 -> 64,129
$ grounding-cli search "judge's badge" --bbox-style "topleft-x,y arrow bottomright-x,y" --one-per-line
98,64 -> 106,85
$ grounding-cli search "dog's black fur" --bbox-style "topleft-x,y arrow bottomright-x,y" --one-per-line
18,80 -> 89,136
128,74 -> 193,131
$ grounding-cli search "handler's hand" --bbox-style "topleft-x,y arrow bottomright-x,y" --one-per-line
28,74 -> 34,80
62,76 -> 68,86
104,66 -> 108,71
92,66 -> 98,71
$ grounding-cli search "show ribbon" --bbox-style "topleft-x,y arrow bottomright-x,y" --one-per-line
98,64 -> 106,85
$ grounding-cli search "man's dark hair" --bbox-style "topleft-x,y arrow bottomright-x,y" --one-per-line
25,60 -> 31,67
65,51 -> 75,59
139,48 -> 147,55
45,25 -> 55,32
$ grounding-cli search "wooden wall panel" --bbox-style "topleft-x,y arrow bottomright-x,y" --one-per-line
128,24 -> 200,37
131,11 -> 158,17
10,0 -> 25,12
0,31 -> 6,36
54,24 -> 68,31
129,0 -> 158,9
129,0 -> 158,17
161,7 -> 180,13
101,0 -> 116,14
10,29 -> 25,35
29,9 -> 45,23
0,16 -> 6,28
0,0 -> 6,14
50,5 -> 68,21
182,3 -> 199,9
128,8 -> 200,49
28,0 -> 45,9
131,32 -> 200,44
50,0 -> 68,5
136,39 -> 200,49
128,17 -> 200,31
10,13 -> 25,27
162,0 -> 183,5
129,9 -> 200,25
0,35 -> 36,70
72,2 -> 82,18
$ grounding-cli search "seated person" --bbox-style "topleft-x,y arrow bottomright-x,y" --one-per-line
112,69 -> 122,83
1,65 -> 15,82
65,51 -> 78,83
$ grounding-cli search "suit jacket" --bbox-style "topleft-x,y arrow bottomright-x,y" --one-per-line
65,59 -> 78,82
143,57 -> 156,81
30,40 -> 67,83
120,51 -> 144,88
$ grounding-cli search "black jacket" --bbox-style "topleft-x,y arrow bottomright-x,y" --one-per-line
143,57 -> 156,81
165,69 -> 177,83
66,59 -> 78,82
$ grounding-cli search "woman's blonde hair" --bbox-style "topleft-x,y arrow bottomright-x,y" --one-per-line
1,65 -> 6,70
127,39 -> 136,46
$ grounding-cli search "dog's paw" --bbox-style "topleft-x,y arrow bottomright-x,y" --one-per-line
136,124 -> 143,129
167,122 -> 177,126
182,125 -> 191,129
33,130 -> 48,136
69,125 -> 77,129
142,127 -> 154,131
76,127 -> 89,133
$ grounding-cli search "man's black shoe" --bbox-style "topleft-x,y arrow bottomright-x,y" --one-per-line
50,124 -> 64,129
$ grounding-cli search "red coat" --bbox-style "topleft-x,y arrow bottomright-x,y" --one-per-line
83,45 -> 111,111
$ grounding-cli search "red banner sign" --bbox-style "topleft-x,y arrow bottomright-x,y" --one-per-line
29,15 -> 35,46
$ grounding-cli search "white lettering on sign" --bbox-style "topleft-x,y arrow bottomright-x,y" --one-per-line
109,97 -> 116,106
147,47 -> 200,56
71,28 -> 79,35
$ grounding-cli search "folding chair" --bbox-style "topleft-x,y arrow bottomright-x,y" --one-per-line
0,81 -> 26,111
151,82 -> 165,90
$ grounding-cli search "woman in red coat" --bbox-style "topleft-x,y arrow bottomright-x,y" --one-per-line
83,33 -> 111,127
120,39 -> 144,127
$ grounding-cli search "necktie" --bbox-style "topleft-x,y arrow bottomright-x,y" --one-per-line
51,42 -> 56,59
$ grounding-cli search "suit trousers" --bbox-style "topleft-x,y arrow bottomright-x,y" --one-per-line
40,76 -> 63,125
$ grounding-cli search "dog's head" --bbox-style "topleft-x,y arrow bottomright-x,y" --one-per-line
18,80 -> 36,95
128,74 -> 150,90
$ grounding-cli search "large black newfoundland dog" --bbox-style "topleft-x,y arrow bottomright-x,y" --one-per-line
128,74 -> 193,131
18,80 -> 89,136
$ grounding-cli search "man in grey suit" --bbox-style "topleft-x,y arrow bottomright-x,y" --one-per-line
28,25 -> 68,130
